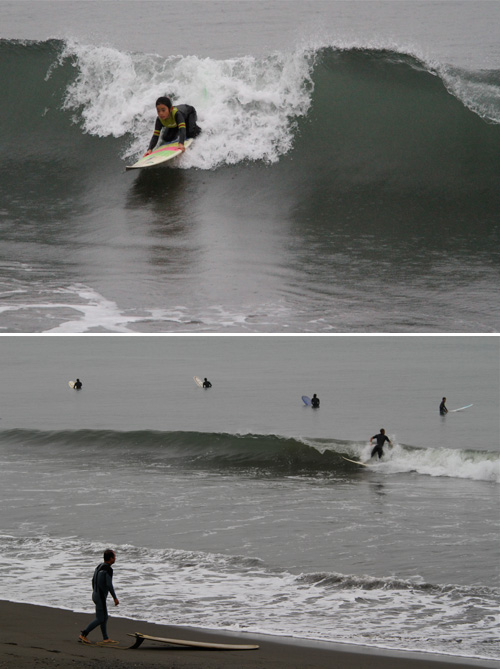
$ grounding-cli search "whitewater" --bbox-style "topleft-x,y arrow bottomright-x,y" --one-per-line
2,534 -> 499,661
0,336 -> 498,660
50,37 -> 500,169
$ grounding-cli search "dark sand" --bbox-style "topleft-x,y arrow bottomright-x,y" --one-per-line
0,601 -> 497,669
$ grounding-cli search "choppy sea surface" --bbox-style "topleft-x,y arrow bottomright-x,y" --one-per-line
1,1 -> 499,332
0,336 -> 498,661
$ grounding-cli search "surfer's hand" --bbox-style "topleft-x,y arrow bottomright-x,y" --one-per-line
144,150 -> 152,156
114,598 -> 119,606
178,144 -> 186,153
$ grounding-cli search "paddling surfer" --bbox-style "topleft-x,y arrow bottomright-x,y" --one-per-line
144,97 -> 201,156
79,549 -> 119,645
370,429 -> 392,459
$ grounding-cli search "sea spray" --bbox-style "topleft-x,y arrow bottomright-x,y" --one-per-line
58,40 -> 314,166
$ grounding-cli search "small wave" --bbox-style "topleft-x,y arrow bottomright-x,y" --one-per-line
1,428 -> 498,482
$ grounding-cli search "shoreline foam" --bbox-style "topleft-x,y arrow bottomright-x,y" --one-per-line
0,600 -> 497,669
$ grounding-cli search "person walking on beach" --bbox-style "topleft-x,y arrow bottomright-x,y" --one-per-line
311,393 -> 320,408
370,429 -> 392,459
439,397 -> 448,415
79,549 -> 119,645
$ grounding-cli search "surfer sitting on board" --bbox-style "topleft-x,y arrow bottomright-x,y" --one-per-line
439,397 -> 448,415
370,429 -> 391,459
202,378 -> 212,388
311,393 -> 320,408
144,97 -> 201,156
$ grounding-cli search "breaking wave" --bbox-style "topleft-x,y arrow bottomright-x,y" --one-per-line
1,428 -> 498,482
2,37 -> 500,180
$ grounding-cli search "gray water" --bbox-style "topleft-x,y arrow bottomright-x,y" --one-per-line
1,0 -> 500,659
4,0 -> 500,67
1,1 -> 499,332
0,336 -> 499,659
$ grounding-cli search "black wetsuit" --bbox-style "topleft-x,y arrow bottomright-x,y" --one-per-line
311,396 -> 320,408
202,380 -> 212,388
148,105 -> 201,151
371,433 -> 390,459
81,562 -> 117,640
74,379 -> 82,390
439,401 -> 448,415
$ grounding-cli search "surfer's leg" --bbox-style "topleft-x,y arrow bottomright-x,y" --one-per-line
81,600 -> 104,638
96,599 -> 109,640
186,109 -> 202,138
160,128 -> 179,145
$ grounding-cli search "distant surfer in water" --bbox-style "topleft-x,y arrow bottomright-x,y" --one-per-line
74,378 -> 82,390
311,393 -> 320,408
144,97 -> 202,156
370,429 -> 391,459
202,378 -> 212,388
439,397 -> 448,415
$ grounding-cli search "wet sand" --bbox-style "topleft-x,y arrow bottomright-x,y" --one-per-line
0,601 -> 497,669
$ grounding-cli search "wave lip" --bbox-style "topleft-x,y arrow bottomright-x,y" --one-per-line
1,429 -> 498,483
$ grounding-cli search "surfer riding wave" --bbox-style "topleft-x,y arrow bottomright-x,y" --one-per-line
145,97 -> 201,156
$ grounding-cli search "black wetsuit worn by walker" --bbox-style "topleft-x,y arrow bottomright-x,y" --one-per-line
371,433 -> 390,459
81,562 -> 117,640
148,105 -> 201,152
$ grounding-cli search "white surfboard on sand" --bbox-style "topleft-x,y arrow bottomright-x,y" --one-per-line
126,138 -> 193,170
127,632 -> 259,651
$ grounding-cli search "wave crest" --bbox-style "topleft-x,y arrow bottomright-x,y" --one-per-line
2,39 -> 499,174
1,428 -> 498,482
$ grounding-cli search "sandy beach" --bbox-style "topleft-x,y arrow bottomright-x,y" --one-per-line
0,601 -> 497,669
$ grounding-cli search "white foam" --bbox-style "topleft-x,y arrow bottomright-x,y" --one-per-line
56,37 -> 500,174
0,534 -> 498,661
353,442 -> 500,483
0,265 -> 298,332
58,40 -> 314,169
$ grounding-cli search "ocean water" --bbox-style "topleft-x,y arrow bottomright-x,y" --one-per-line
0,336 -> 499,661
1,1 -> 500,332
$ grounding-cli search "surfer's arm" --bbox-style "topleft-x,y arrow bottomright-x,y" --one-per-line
103,570 -> 118,601
145,117 -> 163,154
174,110 -> 187,149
